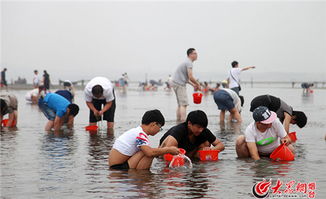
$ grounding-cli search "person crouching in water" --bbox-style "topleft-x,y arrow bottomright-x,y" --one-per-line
159,110 -> 225,159
235,106 -> 294,160
38,93 -> 79,131
109,110 -> 179,170
213,83 -> 242,123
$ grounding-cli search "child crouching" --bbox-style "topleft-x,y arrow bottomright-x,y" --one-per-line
109,109 -> 179,170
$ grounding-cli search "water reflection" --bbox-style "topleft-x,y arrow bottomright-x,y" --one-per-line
108,169 -> 161,198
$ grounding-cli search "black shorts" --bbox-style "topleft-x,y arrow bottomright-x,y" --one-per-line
110,162 -> 130,170
89,98 -> 116,123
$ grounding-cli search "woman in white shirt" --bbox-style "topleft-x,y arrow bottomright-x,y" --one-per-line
235,106 -> 294,160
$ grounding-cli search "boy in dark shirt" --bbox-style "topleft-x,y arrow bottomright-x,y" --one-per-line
160,110 -> 224,158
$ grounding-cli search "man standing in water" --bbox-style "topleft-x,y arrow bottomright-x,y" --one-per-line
228,61 -> 255,95
1,68 -> 7,90
172,48 -> 201,122
84,76 -> 116,132
43,70 -> 50,90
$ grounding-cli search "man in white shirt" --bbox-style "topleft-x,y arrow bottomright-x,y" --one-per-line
235,106 -> 294,160
84,77 -> 116,131
228,61 -> 255,95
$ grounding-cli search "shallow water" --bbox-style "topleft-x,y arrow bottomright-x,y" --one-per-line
1,87 -> 325,198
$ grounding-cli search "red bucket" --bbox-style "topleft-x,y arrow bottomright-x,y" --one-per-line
198,150 -> 220,161
193,92 -> 203,104
164,148 -> 186,162
288,132 -> 297,142
171,156 -> 185,167
1,119 -> 17,127
270,144 -> 295,161
85,125 -> 98,131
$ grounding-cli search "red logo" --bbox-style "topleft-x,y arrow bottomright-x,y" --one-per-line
252,179 -> 272,198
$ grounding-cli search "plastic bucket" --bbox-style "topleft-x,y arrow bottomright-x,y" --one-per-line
198,150 -> 220,161
270,144 -> 295,161
288,132 -> 297,142
1,119 -> 17,127
171,156 -> 185,167
85,125 -> 98,131
193,92 -> 203,104
164,148 -> 186,162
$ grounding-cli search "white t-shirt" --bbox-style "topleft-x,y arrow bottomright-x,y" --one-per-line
112,126 -> 150,156
25,89 -> 39,101
84,77 -> 114,102
33,74 -> 40,86
228,68 -> 242,88
244,119 -> 287,154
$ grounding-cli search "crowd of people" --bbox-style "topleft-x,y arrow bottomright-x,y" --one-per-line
1,48 -> 310,171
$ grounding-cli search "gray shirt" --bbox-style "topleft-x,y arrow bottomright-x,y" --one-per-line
172,58 -> 193,86
276,99 -> 293,122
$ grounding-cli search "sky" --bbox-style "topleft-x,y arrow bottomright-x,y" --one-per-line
1,0 -> 326,84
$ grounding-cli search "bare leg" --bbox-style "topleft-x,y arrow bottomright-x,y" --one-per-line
128,151 -> 154,169
235,135 -> 250,158
220,110 -> 226,123
230,108 -> 242,122
179,105 -> 187,122
45,120 -> 54,131
107,122 -> 114,129
176,106 -> 181,121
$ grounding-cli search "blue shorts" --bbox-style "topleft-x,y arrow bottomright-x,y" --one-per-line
213,90 -> 235,111
38,98 -> 56,121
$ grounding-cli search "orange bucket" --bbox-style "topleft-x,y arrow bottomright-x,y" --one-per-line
270,144 -> 295,161
164,148 -> 186,162
85,125 -> 98,131
288,132 -> 297,142
1,119 -> 17,127
198,150 -> 220,161
192,92 -> 203,104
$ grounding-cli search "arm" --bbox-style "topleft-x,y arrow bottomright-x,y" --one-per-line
280,134 -> 292,145
53,116 -> 63,131
140,145 -> 179,157
99,101 -> 112,115
211,138 -> 225,151
241,66 -> 255,71
160,135 -> 178,148
86,101 -> 100,117
187,68 -> 201,90
66,115 -> 74,129
247,142 -> 260,160
283,112 -> 292,133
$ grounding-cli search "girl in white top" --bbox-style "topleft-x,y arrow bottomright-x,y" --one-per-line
109,110 -> 179,170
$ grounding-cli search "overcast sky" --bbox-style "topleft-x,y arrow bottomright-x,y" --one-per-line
1,0 -> 326,83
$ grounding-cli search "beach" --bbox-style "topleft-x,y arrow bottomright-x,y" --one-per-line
1,86 -> 325,198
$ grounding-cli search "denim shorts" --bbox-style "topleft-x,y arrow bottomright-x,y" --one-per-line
213,90 -> 235,111
38,98 -> 56,121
